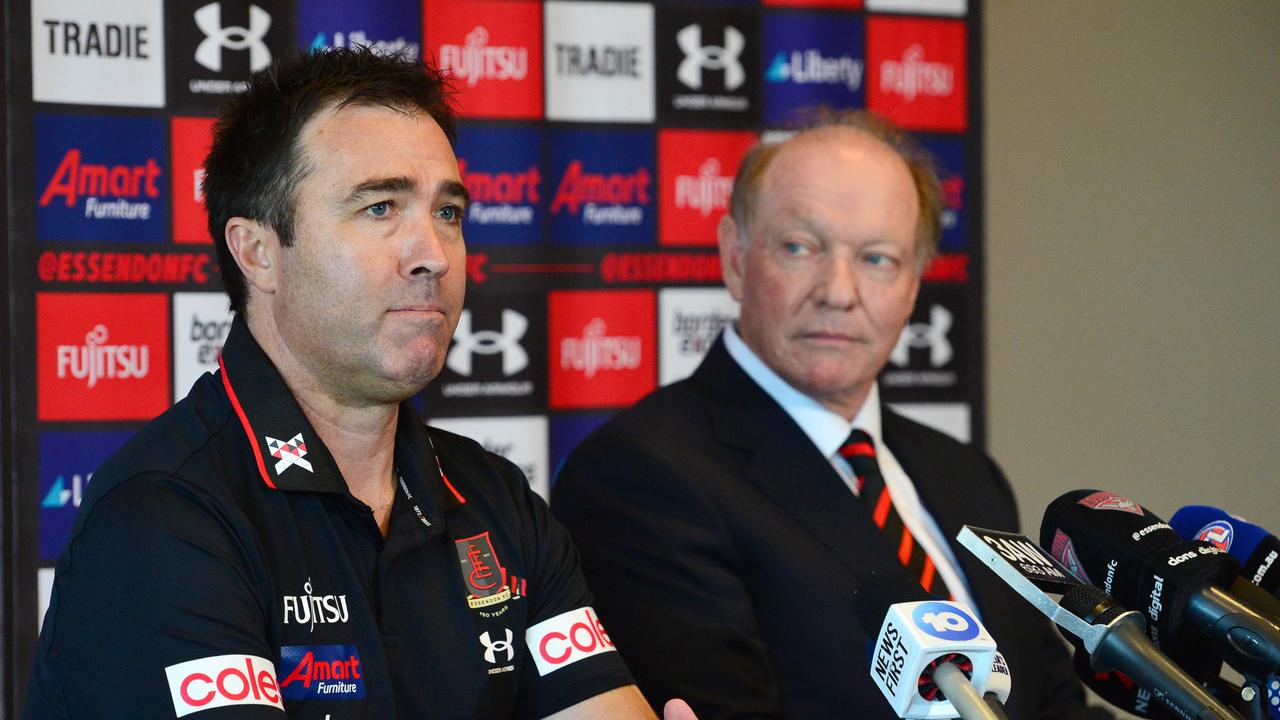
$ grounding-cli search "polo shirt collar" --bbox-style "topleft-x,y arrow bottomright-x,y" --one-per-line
217,315 -> 464,515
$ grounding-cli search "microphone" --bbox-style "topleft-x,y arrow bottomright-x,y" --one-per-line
1170,507 -> 1280,597
1171,506 -> 1280,719
1041,490 -> 1280,679
853,573 -> 1008,720
958,525 -> 1241,720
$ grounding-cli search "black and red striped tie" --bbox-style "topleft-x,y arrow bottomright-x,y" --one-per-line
840,429 -> 951,599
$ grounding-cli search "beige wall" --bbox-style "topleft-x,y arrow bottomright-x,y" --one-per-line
984,2 -> 1280,537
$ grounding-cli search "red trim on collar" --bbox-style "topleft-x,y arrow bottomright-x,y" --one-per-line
219,354 -> 277,490
439,470 -> 466,505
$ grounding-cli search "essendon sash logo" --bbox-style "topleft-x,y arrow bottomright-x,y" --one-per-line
455,531 -> 511,608
549,290 -> 656,409
37,292 -> 169,421
867,17 -> 967,132
659,130 -> 756,246
424,1 -> 542,119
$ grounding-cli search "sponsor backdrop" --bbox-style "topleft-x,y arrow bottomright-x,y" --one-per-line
6,0 -> 983,705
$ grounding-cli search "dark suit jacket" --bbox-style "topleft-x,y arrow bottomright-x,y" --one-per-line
552,335 -> 1100,720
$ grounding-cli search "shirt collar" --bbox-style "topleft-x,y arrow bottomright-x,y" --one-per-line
217,315 -> 464,515
723,323 -> 882,456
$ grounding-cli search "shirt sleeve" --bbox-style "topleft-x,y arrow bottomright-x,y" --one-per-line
24,473 -> 286,720
486,456 -> 636,720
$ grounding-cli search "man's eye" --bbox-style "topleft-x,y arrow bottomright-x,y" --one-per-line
863,252 -> 897,267
437,205 -> 462,223
782,241 -> 809,256
365,201 -> 392,218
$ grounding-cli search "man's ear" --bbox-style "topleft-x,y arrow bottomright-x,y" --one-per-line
717,214 -> 746,302
224,217 -> 280,297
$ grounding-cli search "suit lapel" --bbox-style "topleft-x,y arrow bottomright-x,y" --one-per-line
691,337 -> 898,579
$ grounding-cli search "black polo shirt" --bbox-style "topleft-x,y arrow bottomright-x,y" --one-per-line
25,317 -> 632,719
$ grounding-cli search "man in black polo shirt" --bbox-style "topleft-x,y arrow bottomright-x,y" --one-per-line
24,48 -> 696,720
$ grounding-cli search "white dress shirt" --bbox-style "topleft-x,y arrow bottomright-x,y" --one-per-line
722,324 -> 975,611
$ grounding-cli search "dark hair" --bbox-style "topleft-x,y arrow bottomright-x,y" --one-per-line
203,47 -> 458,314
728,108 -> 943,271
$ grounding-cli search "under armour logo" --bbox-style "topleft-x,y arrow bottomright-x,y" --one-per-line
479,629 -> 514,664
193,2 -> 272,73
265,433 -> 313,475
676,24 -> 745,91
890,304 -> 952,368
446,309 -> 528,377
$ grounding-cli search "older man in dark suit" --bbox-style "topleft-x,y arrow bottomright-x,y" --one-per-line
552,111 -> 1100,720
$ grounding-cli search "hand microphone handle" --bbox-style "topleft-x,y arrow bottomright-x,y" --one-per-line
1184,584 -> 1280,676
1094,614 -> 1240,720
933,662 -> 1008,720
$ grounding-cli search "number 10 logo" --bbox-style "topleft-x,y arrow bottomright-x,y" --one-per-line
911,601 -> 980,642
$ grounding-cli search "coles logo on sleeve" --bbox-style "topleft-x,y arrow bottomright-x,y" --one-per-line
300,0 -> 420,57
549,129 -> 655,244
544,1 -> 654,122
32,0 -> 166,107
426,1 -> 541,119
37,292 -> 170,421
867,17 -> 967,132
527,606 -> 617,676
165,654 -> 282,717
36,113 -> 167,242
455,125 -> 543,243
549,290 -> 655,409
658,130 -> 756,246
762,12 -> 865,125
38,430 -> 133,561
171,117 -> 216,244
278,644 -> 365,700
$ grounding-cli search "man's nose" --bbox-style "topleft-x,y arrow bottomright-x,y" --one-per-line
403,213 -> 453,279
817,257 -> 858,309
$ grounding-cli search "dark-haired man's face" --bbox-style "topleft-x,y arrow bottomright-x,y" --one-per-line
269,104 -> 467,404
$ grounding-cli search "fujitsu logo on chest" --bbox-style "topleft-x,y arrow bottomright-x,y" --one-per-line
282,578 -> 349,631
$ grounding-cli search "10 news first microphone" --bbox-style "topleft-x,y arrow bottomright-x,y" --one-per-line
854,490 -> 1280,720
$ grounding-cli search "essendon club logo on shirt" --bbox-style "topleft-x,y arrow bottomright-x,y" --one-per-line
549,290 -> 655,409
425,1 -> 542,119
165,654 -> 283,717
171,116 -> 215,244
455,531 -> 511,608
867,17 -> 967,132
526,606 -> 617,676
37,292 -> 170,421
658,130 -> 756,246
548,129 -> 655,244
